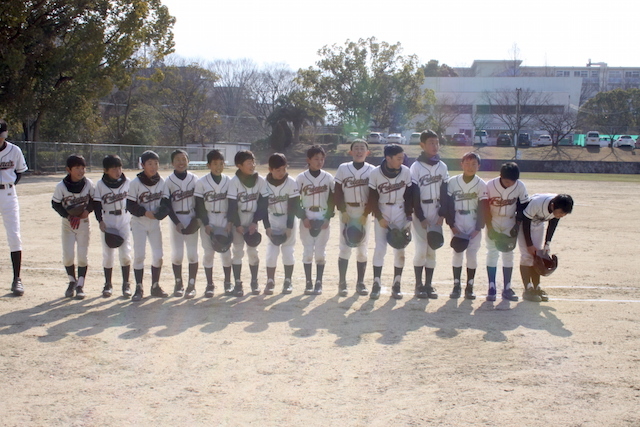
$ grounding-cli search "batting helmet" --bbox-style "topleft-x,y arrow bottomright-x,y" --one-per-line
493,232 -> 517,253
343,222 -> 365,247
210,227 -> 232,253
533,250 -> 558,276
104,228 -> 124,249
387,227 -> 412,249
269,229 -> 288,246
309,219 -> 325,238
244,230 -> 262,247
426,224 -> 444,250
450,234 -> 471,253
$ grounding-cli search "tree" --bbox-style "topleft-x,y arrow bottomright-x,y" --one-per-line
578,88 -> 640,141
298,37 -> 431,135
421,60 -> 459,77
415,95 -> 466,142
537,110 -> 578,146
266,91 -> 325,150
247,64 -> 297,136
0,0 -> 175,141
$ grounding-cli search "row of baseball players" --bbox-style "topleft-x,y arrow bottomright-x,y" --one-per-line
45,129 -> 572,303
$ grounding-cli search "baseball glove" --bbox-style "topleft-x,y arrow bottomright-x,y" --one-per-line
66,204 -> 86,217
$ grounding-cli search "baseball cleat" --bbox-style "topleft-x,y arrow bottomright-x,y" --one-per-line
264,279 -> 275,295
11,278 -> 24,296
464,284 -> 476,300
501,288 -> 518,301
415,285 -> 428,299
132,285 -> 144,302
223,281 -> 233,295
250,280 -> 260,295
233,281 -> 244,297
314,280 -> 323,295
370,279 -> 381,300
391,283 -> 403,300
426,285 -> 438,299
150,283 -> 169,298
282,278 -> 293,294
75,286 -> 86,300
487,288 -> 497,301
173,281 -> 185,298
449,284 -> 461,299
122,282 -> 132,298
184,284 -> 196,299
204,284 -> 215,298
522,288 -> 542,302
536,287 -> 549,302
304,281 -> 314,295
102,283 -> 113,298
338,281 -> 348,297
65,281 -> 77,298
356,282 -> 369,296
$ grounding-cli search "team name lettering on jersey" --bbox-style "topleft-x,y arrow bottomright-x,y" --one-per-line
378,180 -> 407,194
139,191 -> 163,204
342,176 -> 369,188
452,190 -> 478,201
269,194 -> 289,205
170,188 -> 195,202
419,174 -> 443,186
237,191 -> 259,203
203,191 -> 227,203
0,161 -> 15,169
63,194 -> 91,206
102,192 -> 128,205
489,196 -> 517,207
301,184 -> 328,196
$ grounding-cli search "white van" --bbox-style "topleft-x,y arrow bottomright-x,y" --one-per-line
585,131 -> 600,147
474,130 -> 489,145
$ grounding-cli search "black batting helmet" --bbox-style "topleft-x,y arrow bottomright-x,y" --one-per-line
244,230 -> 262,247
343,222 -> 365,247
210,227 -> 232,253
450,233 -> 470,253
104,228 -> 124,249
387,227 -> 412,249
494,232 -> 517,253
309,219 -> 325,238
533,251 -> 558,276
269,229 -> 288,246
427,224 -> 444,250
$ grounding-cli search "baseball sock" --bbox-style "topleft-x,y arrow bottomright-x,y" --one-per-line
357,261 -> 366,284
394,267 -> 403,280
425,267 -> 434,287
414,266 -> 423,286
303,263 -> 312,283
487,266 -> 497,289
172,264 -> 183,284
188,262 -> 198,285
531,270 -> 541,287
267,267 -> 276,281
232,264 -> 242,282
66,265 -> 76,283
338,258 -> 348,283
284,265 -> 293,280
151,266 -> 161,285
10,250 -> 21,279
249,263 -> 258,282
134,268 -> 143,285
121,265 -> 130,284
453,266 -> 462,284
503,267 -> 513,290
104,268 -> 113,285
205,267 -> 213,284
520,265 -> 532,288
316,263 -> 325,283
373,266 -> 382,280
77,266 -> 87,288
223,266 -> 231,283
466,268 -> 476,286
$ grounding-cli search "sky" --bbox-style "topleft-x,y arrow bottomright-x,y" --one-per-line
160,0 -> 636,71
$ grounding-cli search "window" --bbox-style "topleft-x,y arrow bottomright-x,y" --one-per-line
574,71 -> 588,77
556,70 -> 570,77
591,70 -> 599,77
609,71 -> 622,78
625,71 -> 640,78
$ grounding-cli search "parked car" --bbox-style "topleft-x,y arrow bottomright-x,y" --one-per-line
496,134 -> 513,146
409,132 -> 421,145
386,133 -> 406,145
533,135 -> 552,146
367,132 -> 386,144
451,133 -> 469,145
518,133 -> 531,146
613,135 -> 635,148
600,137 -> 611,147
346,132 -> 360,143
585,131 -> 600,147
473,130 -> 489,145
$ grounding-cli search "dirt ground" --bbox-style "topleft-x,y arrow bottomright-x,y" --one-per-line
0,167 -> 639,426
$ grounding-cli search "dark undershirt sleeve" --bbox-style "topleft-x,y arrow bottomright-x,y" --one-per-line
195,197 -> 208,226
161,197 -> 180,225
334,183 -> 346,213
94,201 -> 104,223
52,200 -> 69,218
545,218 -> 559,243
126,199 -> 146,218
287,196 -> 299,229
228,198 -> 240,227
523,217 -> 533,247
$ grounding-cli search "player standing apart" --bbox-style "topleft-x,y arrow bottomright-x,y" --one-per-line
518,193 -> 573,302
162,149 -> 200,298
334,139 -> 373,296
410,130 -> 448,299
51,155 -> 95,299
367,144 -> 413,300
296,145 -> 335,295
195,149 -> 233,297
93,155 -> 132,297
0,120 -> 28,296
441,152 -> 488,300
227,150 -> 269,297
263,153 -> 300,294
484,162 -> 529,301
126,150 -> 169,301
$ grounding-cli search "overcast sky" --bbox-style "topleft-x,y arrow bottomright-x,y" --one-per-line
160,0 -> 635,70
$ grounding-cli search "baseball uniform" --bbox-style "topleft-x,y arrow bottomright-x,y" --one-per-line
518,193 -> 559,267
127,172 -> 165,271
0,141 -> 27,253
195,172 -> 232,271
263,173 -> 299,268
94,174 -> 132,270
296,169 -> 335,265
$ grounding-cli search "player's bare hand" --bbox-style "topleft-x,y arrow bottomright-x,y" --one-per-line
205,225 -> 213,235
236,226 -> 245,235
225,222 -> 233,233
321,220 -> 329,230
285,229 -> 292,238
303,218 -> 311,229
359,215 -> 368,225
437,216 -> 444,226
470,230 -> 480,240
527,245 -> 537,256
420,219 -> 429,229
69,216 -> 80,230
265,228 -> 272,237
248,223 -> 258,234
176,223 -> 184,232
378,218 -> 389,229
99,221 -> 106,232
451,226 -> 461,236
144,210 -> 156,220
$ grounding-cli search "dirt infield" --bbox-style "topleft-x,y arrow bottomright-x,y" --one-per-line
0,168 -> 639,426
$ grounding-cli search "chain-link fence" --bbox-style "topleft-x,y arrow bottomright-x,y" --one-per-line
11,141 -> 251,173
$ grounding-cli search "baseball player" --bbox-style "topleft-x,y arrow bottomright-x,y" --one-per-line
51,154 -> 95,299
93,155 -> 132,298
367,144 -> 413,300
195,149 -> 232,297
0,120 -> 28,296
296,145 -> 335,295
440,152 -> 488,300
263,153 -> 300,295
410,130 -> 448,299
227,150 -> 269,297
126,150 -> 169,301
484,162 -> 530,302
161,149 -> 200,299
518,193 -> 573,302
334,139 -> 373,296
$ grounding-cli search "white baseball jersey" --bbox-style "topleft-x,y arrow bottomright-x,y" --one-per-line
195,173 -> 230,227
446,174 -> 488,234
228,173 -> 268,214
0,142 -> 27,185
52,177 -> 95,211
523,193 -> 557,225
368,164 -> 412,226
486,177 -> 530,233
265,175 -> 299,230
410,158 -> 448,222
163,171 -> 198,215
94,176 -> 131,228
296,170 -> 335,220
334,162 -> 373,205
128,174 -> 165,213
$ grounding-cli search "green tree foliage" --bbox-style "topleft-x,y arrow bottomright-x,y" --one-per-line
298,37 -> 432,135
421,59 -> 459,77
579,88 -> 640,138
0,0 -> 175,141
267,91 -> 325,150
